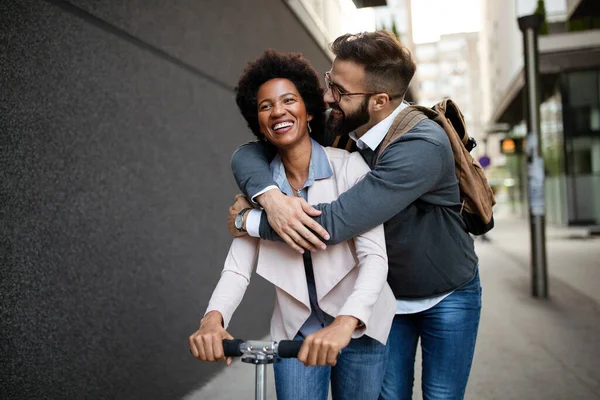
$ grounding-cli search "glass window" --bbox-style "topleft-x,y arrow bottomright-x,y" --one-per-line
540,91 -> 564,177
415,44 -> 437,60
591,107 -> 600,131
564,69 -> 600,136
420,80 -> 437,92
439,38 -> 464,52
568,70 -> 598,107
451,75 -> 465,87
418,63 -> 438,76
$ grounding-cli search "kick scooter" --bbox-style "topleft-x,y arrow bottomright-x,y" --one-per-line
222,338 -> 301,400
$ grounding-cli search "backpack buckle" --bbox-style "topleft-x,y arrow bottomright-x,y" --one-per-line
466,137 -> 477,152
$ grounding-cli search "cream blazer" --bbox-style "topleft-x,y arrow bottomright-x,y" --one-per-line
205,147 -> 396,345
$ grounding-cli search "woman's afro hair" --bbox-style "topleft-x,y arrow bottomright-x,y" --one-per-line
235,49 -> 326,140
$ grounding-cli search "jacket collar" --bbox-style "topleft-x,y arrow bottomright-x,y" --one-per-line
349,101 -> 409,151
270,138 -> 333,196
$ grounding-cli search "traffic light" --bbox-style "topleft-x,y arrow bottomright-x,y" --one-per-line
500,138 -> 524,154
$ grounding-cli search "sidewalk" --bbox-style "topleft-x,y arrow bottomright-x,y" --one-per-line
184,210 -> 600,399
466,211 -> 600,399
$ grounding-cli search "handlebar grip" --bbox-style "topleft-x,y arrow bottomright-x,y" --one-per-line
277,340 -> 302,358
222,339 -> 244,357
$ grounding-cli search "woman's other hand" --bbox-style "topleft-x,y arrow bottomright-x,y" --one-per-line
228,194 -> 253,237
189,311 -> 235,365
297,315 -> 359,367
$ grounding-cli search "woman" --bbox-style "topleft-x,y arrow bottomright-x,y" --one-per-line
189,50 -> 395,400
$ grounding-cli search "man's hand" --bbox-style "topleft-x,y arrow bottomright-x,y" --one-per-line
228,194 -> 252,237
189,311 -> 235,366
257,190 -> 330,253
297,316 -> 358,367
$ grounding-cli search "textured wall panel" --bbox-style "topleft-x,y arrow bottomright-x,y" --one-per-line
68,0 -> 332,85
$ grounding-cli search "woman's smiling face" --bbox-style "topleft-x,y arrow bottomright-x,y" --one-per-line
257,78 -> 312,149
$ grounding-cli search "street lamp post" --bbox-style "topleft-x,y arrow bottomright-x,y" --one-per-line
517,10 -> 548,298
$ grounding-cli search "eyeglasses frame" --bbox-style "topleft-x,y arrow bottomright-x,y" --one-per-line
324,71 -> 381,103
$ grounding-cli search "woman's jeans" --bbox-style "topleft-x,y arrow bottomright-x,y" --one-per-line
380,270 -> 482,400
273,333 -> 388,400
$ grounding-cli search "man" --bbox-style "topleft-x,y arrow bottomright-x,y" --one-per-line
229,31 -> 481,399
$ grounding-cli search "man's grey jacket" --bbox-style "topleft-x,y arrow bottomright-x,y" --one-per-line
231,119 -> 478,299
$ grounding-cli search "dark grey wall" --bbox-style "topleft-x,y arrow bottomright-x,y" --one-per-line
0,1 -> 331,399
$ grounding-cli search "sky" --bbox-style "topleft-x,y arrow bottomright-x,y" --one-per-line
410,0 -> 482,44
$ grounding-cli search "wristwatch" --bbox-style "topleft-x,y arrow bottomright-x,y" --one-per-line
235,208 -> 251,232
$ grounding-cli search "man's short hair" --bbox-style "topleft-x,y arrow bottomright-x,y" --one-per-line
330,30 -> 416,101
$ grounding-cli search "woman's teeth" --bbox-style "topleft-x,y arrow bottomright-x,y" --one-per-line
273,121 -> 294,131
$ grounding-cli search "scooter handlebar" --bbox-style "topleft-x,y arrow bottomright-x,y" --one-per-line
222,339 -> 301,358
276,340 -> 302,359
222,338 -> 244,357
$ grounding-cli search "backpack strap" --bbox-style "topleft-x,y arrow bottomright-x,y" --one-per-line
375,105 -> 434,164
332,133 -> 357,152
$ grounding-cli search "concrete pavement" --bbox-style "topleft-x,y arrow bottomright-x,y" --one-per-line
184,209 -> 600,399
465,211 -> 600,399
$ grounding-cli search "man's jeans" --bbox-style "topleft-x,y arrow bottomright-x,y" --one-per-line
380,270 -> 482,400
273,333 -> 388,400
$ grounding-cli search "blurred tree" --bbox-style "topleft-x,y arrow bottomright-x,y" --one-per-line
534,0 -> 549,35
378,17 -> 402,43
390,19 -> 401,42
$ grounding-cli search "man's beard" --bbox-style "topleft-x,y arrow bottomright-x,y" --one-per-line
325,97 -> 371,138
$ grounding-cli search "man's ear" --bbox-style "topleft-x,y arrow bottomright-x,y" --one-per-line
371,93 -> 390,111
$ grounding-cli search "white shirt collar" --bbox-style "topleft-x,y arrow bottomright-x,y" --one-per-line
349,101 -> 409,151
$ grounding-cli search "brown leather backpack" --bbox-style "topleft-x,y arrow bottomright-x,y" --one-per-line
376,99 -> 496,235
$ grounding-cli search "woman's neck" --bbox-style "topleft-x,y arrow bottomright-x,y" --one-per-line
279,136 -> 312,189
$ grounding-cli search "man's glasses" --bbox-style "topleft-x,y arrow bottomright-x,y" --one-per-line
324,71 -> 378,103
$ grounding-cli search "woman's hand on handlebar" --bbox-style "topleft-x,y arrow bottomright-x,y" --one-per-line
298,315 -> 359,367
189,311 -> 235,366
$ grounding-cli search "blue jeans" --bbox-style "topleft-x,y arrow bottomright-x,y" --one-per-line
380,270 -> 482,400
274,333 -> 388,400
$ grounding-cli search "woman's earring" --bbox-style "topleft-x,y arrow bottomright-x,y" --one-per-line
307,120 -> 312,133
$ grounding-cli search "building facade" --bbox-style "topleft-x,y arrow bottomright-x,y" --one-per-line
284,0 -> 379,57
480,0 -> 600,227
413,32 -> 484,153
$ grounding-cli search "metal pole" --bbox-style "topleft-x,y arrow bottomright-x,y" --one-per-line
518,14 -> 548,298
517,153 -> 524,214
255,355 -> 267,400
